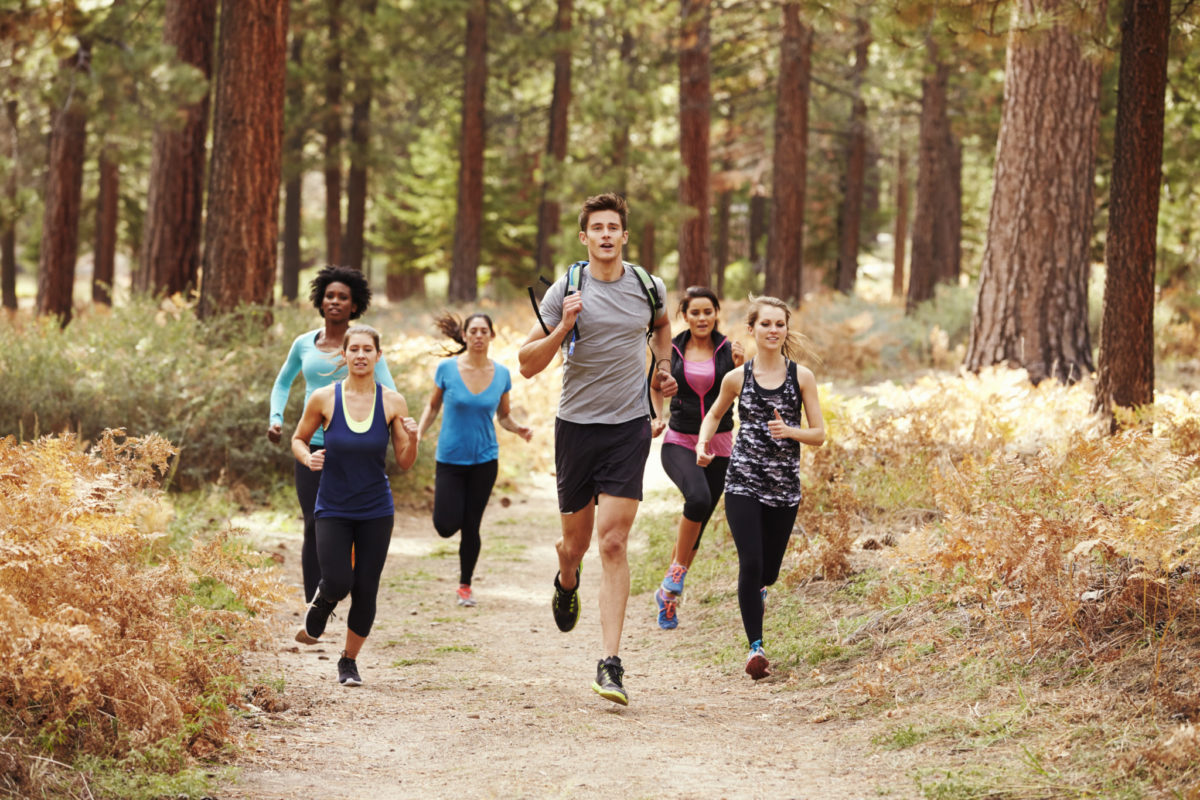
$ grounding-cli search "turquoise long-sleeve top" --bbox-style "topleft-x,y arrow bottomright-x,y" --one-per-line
269,328 -> 397,448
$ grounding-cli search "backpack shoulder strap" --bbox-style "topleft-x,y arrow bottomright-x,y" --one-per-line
624,262 -> 662,333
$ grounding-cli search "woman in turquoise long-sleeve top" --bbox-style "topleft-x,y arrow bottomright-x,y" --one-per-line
267,266 -> 396,603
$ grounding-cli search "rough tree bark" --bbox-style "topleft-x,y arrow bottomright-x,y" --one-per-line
749,192 -> 766,267
139,0 -> 217,297
92,153 -> 118,305
534,0 -> 572,273
448,0 -> 487,303
282,29 -> 305,302
323,0 -> 343,266
892,145 -> 908,300
1093,0 -> 1170,421
678,0 -> 711,289
836,16 -> 869,295
765,2 -> 811,303
965,0 -> 1104,383
907,39 -> 951,312
36,42 -> 91,325
342,0 -> 379,272
198,0 -> 289,318
2,98 -> 18,311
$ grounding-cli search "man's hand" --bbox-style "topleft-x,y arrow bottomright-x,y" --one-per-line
651,364 -> 678,398
561,291 -> 583,331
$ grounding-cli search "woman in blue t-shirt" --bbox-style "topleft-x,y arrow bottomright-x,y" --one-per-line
417,312 -> 532,607
267,266 -> 396,605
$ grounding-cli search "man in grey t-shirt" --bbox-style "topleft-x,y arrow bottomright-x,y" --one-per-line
519,192 -> 676,706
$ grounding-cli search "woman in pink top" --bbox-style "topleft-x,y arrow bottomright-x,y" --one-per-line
652,287 -> 743,629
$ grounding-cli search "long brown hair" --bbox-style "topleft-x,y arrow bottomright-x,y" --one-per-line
433,311 -> 494,356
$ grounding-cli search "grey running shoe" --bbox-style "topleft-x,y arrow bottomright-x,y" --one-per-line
592,656 -> 628,705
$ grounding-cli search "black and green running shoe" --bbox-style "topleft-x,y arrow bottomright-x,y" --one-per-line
592,656 -> 628,706
552,569 -> 580,632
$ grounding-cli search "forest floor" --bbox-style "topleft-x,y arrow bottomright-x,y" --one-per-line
218,459 -> 924,800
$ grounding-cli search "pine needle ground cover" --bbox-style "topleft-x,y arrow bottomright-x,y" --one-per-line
0,431 -> 284,799
637,365 -> 1200,798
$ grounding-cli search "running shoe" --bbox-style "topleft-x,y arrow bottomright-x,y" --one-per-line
592,656 -> 628,705
295,590 -> 338,644
661,562 -> 688,595
655,587 -> 678,630
745,639 -> 770,680
552,569 -> 580,632
337,653 -> 362,687
456,584 -> 476,607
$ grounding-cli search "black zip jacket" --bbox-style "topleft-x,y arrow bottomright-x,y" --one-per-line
666,329 -> 737,435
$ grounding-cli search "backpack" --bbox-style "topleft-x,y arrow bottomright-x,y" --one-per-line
528,261 -> 662,340
527,261 -> 665,418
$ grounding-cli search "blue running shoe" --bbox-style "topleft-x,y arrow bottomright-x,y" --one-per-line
655,588 -> 678,630
661,563 -> 688,595
745,640 -> 770,680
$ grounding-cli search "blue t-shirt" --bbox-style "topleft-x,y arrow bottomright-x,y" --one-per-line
433,358 -> 512,465
269,328 -> 396,447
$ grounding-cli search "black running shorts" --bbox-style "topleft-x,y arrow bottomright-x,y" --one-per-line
554,416 -> 652,514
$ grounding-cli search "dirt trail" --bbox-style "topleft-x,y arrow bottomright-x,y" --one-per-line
221,466 -> 917,800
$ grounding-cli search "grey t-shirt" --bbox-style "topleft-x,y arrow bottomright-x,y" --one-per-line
539,263 -> 666,425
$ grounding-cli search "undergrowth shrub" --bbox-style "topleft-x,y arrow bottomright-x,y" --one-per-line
0,431 -> 284,797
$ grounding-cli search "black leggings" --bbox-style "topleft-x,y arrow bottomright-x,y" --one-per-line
294,459 -> 322,602
433,460 -> 498,585
315,515 -> 393,638
724,493 -> 799,646
660,443 -> 729,551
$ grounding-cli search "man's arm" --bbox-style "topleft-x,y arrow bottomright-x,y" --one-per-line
518,290 -> 581,378
648,311 -> 677,397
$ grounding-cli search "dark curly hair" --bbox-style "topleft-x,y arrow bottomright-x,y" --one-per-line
309,265 -> 371,319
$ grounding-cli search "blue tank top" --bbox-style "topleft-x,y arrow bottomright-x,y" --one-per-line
314,382 -> 395,520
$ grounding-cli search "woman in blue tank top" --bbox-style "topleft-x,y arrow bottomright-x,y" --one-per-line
696,296 -> 825,681
266,266 -> 396,607
416,312 -> 532,608
290,325 -> 418,687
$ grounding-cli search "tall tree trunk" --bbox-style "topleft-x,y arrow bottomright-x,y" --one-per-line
140,0 -> 217,297
282,29 -> 305,302
612,30 -> 635,197
714,184 -> 731,297
749,192 -> 766,267
323,0 -> 343,266
2,98 -> 17,311
36,43 -> 91,325
640,220 -> 657,272
892,145 -> 908,300
936,134 -> 962,285
836,16 -> 869,295
966,0 -> 1104,384
342,0 -> 378,272
534,0 -> 572,273
678,0 -> 711,289
448,0 -> 487,303
765,2 -> 811,303
198,0 -> 289,318
1093,0 -> 1170,421
907,40 -> 950,311
92,153 -> 118,305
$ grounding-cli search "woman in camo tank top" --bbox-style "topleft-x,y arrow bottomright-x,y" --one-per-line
696,296 -> 826,680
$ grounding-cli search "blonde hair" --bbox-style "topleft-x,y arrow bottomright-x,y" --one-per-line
322,324 -> 383,377
745,294 -> 820,365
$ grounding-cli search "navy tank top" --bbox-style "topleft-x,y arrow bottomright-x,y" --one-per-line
314,381 -> 395,520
